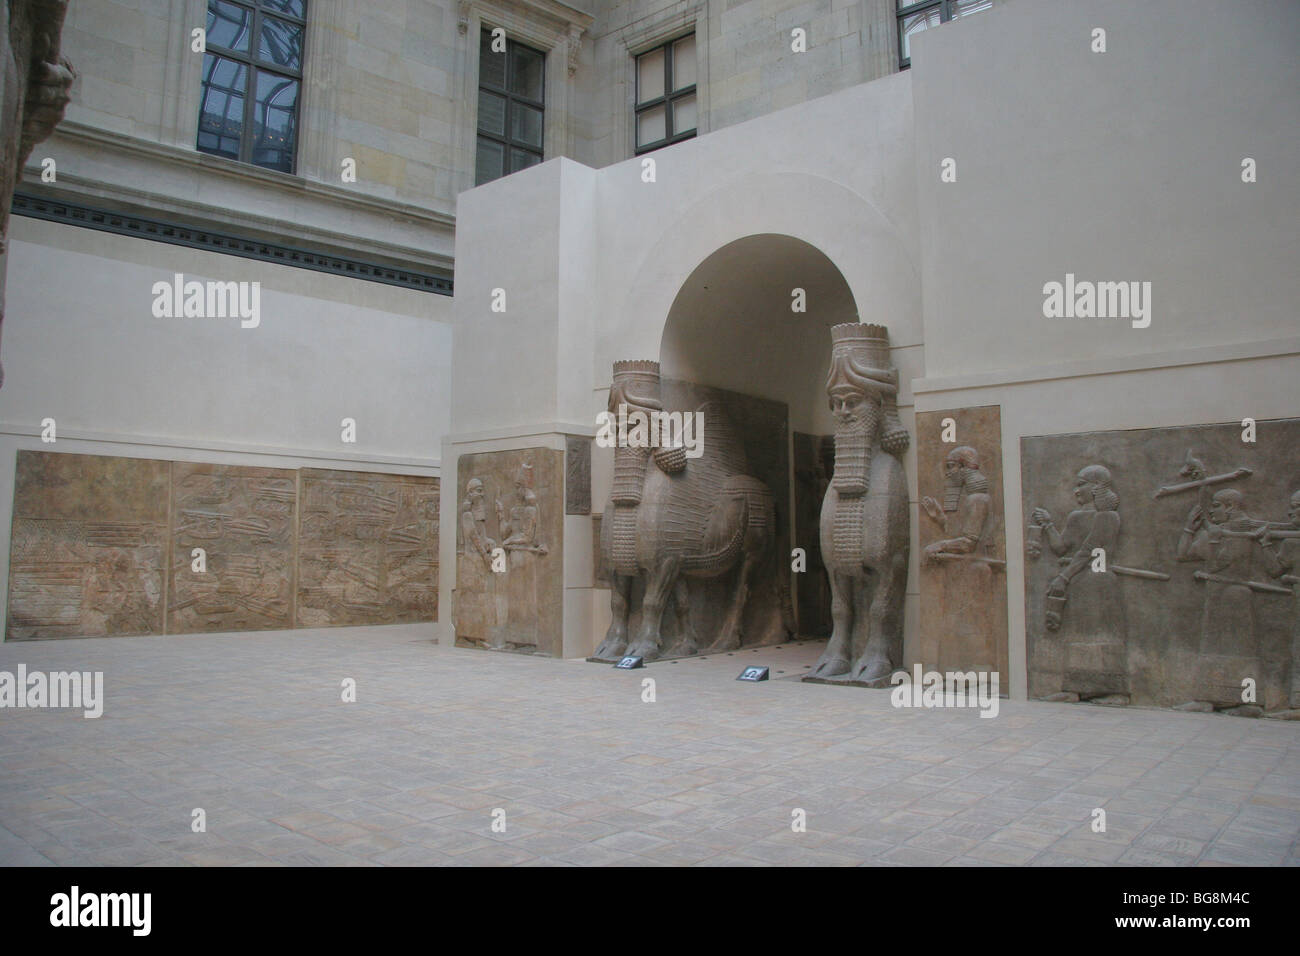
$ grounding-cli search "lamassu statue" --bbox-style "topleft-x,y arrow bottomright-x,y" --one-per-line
807,324 -> 910,686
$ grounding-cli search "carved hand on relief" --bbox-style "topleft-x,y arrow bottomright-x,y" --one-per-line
1047,575 -> 1068,598
1185,504 -> 1205,531
1031,507 -> 1053,528
921,496 -> 944,527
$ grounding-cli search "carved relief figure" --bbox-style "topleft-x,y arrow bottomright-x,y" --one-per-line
593,360 -> 789,662
1029,465 -> 1129,701
1176,487 -> 1276,709
460,477 -> 497,571
921,445 -> 1002,670
807,324 -> 910,685
1264,490 -> 1300,711
492,463 -> 549,648
923,446 -> 993,561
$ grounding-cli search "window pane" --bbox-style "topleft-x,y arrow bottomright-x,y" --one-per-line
207,0 -> 251,53
197,53 -> 247,159
671,92 -> 697,135
952,0 -> 993,16
477,89 -> 505,134
476,137 -> 504,184
510,44 -> 544,101
510,149 -> 541,173
637,104 -> 666,148
637,47 -> 664,103
672,35 -> 696,90
251,71 -> 298,171
511,103 -> 543,148
900,8 -> 941,60
259,15 -> 303,70
480,30 -> 506,88
259,0 -> 305,18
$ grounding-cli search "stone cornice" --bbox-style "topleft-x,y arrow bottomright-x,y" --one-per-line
28,121 -> 456,274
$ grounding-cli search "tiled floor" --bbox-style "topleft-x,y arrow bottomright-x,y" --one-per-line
1,624 -> 1297,866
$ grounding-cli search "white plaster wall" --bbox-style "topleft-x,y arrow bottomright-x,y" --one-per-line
1,218 -> 451,460
910,0 -> 1300,380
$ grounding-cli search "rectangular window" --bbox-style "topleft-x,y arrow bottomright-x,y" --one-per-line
634,33 -> 697,154
896,0 -> 991,69
198,0 -> 306,173
476,29 -> 545,186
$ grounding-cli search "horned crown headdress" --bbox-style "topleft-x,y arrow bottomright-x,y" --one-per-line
826,323 -> 909,456
609,359 -> 663,412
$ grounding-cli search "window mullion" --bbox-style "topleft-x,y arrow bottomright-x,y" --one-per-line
243,7 -> 259,165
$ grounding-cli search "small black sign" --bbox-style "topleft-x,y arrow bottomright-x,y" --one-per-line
615,656 -> 644,669
737,666 -> 769,682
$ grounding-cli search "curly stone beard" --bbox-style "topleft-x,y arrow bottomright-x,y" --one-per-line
943,468 -> 966,512
831,398 -> 880,497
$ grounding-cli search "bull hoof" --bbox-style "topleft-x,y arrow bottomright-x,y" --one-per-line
809,654 -> 850,678
625,640 -> 661,662
706,633 -> 741,654
593,636 -> 627,661
851,657 -> 894,686
662,635 -> 698,658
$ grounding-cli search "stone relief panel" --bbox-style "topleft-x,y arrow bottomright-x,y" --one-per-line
565,435 -> 591,515
917,406 -> 1008,678
1022,418 -> 1300,714
793,432 -> 834,637
455,448 -> 563,656
296,469 -> 440,628
7,451 -> 168,639
168,463 -> 297,634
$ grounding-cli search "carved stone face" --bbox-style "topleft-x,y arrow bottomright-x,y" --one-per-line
1072,474 -> 1096,506
467,479 -> 483,502
829,389 -> 877,427
1209,492 -> 1236,525
1289,492 -> 1300,526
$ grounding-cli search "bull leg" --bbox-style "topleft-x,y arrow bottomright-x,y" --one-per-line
662,576 -> 699,657
593,573 -> 633,660
626,558 -> 678,661
853,552 -> 907,686
708,551 -> 761,653
809,570 -> 854,677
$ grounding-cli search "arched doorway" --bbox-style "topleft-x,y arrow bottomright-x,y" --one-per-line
659,234 -> 860,638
